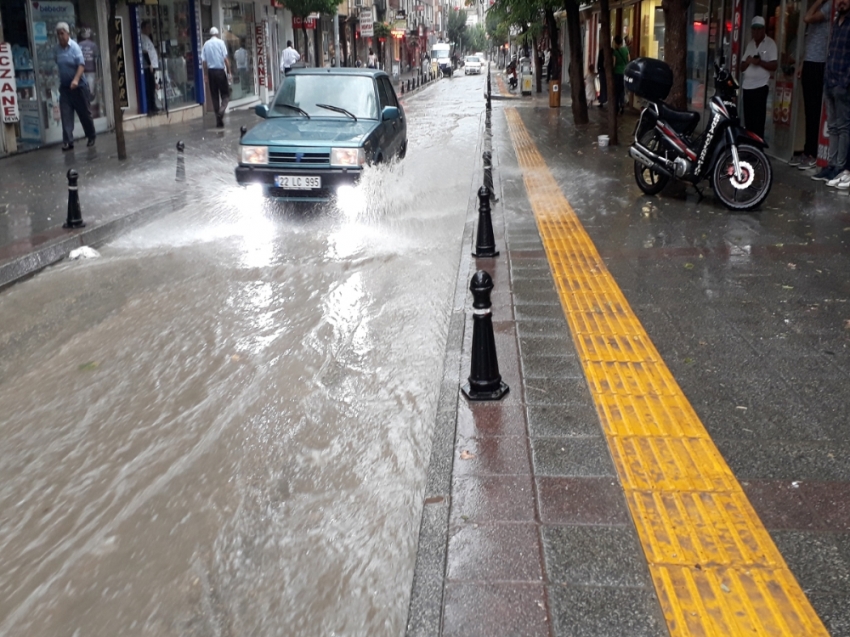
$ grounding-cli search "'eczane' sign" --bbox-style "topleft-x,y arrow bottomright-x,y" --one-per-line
0,43 -> 20,124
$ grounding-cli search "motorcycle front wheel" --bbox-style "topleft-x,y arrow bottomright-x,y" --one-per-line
711,144 -> 773,211
633,130 -> 670,195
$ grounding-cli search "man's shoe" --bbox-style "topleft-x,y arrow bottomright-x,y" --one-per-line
826,169 -> 850,187
788,154 -> 802,166
86,137 -> 96,147
798,156 -> 818,170
812,166 -> 838,181
836,172 -> 850,190
61,143 -> 74,151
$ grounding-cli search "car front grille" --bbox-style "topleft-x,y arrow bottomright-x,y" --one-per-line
268,150 -> 330,166
267,187 -> 333,200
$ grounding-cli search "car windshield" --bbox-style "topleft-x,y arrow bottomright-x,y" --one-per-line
272,74 -> 379,120
465,57 -> 479,63
432,49 -> 450,60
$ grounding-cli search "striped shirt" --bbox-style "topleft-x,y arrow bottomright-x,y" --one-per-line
201,37 -> 228,70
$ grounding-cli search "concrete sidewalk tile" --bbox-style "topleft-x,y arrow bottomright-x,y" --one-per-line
547,585 -> 666,637
741,479 -> 823,531
447,523 -> 543,582
531,438 -> 615,477
521,355 -> 584,380
715,439 -> 850,482
770,530 -> 850,595
514,304 -> 568,322
442,583 -> 548,637
524,378 -> 591,406
542,525 -> 649,587
806,592 -> 850,637
450,475 -> 536,524
537,477 -> 631,526
456,403 -> 527,438
516,319 -> 571,339
454,436 -> 531,476
514,289 -> 562,306
798,481 -> 850,531
526,405 -> 603,439
511,278 -> 557,296
519,334 -> 572,359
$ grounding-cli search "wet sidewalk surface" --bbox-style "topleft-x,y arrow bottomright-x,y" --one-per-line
408,77 -> 850,636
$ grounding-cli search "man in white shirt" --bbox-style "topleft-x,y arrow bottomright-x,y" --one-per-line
201,27 -> 231,128
280,41 -> 300,75
740,15 -> 778,140
140,21 -> 159,115
234,40 -> 250,91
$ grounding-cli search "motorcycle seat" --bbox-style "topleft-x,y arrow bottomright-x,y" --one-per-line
658,102 -> 700,135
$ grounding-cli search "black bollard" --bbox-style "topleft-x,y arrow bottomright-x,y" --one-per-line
63,169 -> 85,229
239,125 -> 247,140
462,271 -> 509,401
472,186 -> 499,257
175,140 -> 185,182
400,80 -> 405,95
483,152 -> 497,202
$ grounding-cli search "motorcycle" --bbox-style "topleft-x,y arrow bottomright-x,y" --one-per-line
625,57 -> 773,211
506,61 -> 518,91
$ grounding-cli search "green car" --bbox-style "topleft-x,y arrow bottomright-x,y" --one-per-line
235,68 -> 407,202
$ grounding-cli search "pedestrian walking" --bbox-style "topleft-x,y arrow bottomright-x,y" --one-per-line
54,22 -> 95,151
280,40 -> 300,75
613,36 -> 629,115
140,21 -> 159,115
814,0 -> 850,186
201,27 -> 231,128
741,16 -> 778,140
78,28 -> 98,103
791,0 -> 831,170
367,48 -> 377,69
585,64 -> 597,107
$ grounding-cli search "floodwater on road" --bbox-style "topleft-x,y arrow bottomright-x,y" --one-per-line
0,75 -> 487,637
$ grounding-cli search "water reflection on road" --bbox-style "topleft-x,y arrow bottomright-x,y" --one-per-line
0,76 -> 487,636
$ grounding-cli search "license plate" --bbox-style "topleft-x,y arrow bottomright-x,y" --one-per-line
274,175 -> 321,189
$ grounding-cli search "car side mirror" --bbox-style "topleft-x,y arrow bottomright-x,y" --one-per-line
255,104 -> 269,118
382,106 -> 400,121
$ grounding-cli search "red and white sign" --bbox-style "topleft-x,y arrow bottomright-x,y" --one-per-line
255,24 -> 267,89
0,43 -> 20,124
360,12 -> 374,37
293,15 -> 317,30
730,0 -> 743,79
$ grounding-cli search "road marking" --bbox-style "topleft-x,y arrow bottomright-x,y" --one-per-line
505,107 -> 828,636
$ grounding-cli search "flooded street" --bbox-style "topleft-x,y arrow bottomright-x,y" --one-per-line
0,75 -> 487,636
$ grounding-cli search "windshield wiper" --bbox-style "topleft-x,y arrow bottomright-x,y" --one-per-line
315,103 -> 357,121
274,103 -> 310,118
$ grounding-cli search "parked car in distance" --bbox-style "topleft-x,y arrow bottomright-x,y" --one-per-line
464,56 -> 482,75
235,68 -> 407,201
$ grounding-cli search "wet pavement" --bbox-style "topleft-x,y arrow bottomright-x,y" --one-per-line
2,67 -> 850,636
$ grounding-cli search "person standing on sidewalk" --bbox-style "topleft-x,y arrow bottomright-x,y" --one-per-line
741,16 -> 778,141
613,36 -> 629,114
140,21 -> 159,115
813,0 -> 850,186
280,40 -> 300,75
54,22 -> 95,151
201,27 -> 231,129
791,0 -> 831,170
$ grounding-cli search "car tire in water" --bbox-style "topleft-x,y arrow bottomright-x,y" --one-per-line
397,141 -> 407,160
633,129 -> 670,196
710,143 -> 773,211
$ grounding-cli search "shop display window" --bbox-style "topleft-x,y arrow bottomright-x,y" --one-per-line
221,2 -> 256,100
138,0 -> 195,110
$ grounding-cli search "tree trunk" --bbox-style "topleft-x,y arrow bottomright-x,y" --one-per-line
565,0 -> 587,125
107,1 -> 127,160
599,0 -> 618,144
534,35 -> 542,93
662,0 -> 690,109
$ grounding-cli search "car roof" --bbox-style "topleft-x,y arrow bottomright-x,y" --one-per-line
286,67 -> 389,79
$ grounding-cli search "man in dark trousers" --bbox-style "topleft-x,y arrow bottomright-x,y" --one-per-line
201,27 -> 231,128
740,16 -> 777,140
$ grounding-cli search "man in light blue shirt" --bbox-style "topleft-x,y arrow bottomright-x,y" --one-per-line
54,21 -> 95,150
201,27 -> 231,128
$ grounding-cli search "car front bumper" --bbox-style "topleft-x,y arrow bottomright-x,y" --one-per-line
235,165 -> 363,201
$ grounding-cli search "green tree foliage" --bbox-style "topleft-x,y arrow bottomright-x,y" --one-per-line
284,0 -> 342,18
467,24 -> 487,53
447,9 -> 468,48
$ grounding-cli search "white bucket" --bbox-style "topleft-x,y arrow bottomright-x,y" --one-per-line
598,135 -> 610,148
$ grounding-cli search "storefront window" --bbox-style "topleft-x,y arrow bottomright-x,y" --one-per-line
639,0 -> 664,59
688,0 -> 710,113
222,2 -> 255,100
137,0 -> 195,110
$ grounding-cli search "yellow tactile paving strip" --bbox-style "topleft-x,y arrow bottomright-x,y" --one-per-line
494,73 -> 518,99
505,107 -> 829,637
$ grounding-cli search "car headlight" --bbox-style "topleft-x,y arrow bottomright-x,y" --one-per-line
330,147 -> 365,167
241,146 -> 268,165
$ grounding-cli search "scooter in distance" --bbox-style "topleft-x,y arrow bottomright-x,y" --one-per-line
625,57 -> 773,211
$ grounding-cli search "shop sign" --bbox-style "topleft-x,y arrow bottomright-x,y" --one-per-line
114,17 -> 129,108
360,12 -> 374,37
255,24 -> 267,89
293,15 -> 317,29
0,43 -> 20,123
391,19 -> 407,38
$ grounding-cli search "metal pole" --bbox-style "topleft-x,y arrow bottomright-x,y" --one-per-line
333,7 -> 341,68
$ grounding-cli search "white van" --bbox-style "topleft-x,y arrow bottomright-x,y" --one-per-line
431,43 -> 453,77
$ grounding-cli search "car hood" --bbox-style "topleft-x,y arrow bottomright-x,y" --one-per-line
242,117 -> 379,147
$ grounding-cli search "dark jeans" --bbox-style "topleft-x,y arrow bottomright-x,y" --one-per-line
59,85 -> 96,145
144,67 -> 158,113
208,69 -> 230,124
801,61 -> 825,157
743,85 -> 769,140
824,84 -> 850,169
614,72 -> 625,111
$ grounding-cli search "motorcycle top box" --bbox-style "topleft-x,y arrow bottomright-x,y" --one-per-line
625,58 -> 673,101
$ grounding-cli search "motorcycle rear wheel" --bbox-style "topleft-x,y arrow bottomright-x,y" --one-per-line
711,144 -> 773,211
633,130 -> 670,195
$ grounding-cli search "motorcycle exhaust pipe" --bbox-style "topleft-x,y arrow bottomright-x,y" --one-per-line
629,144 -> 674,179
